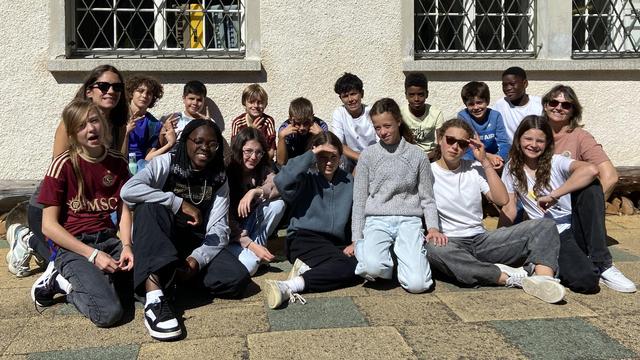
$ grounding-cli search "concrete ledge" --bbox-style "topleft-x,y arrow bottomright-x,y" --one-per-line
403,58 -> 640,72
48,58 -> 262,73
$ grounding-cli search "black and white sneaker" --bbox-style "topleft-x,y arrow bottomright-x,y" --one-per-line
31,262 -> 64,307
144,296 -> 182,341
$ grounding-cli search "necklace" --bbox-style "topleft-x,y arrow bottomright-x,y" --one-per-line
187,179 -> 207,205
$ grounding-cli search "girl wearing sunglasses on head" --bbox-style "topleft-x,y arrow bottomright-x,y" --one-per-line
352,98 -> 443,294
426,118 -> 566,304
500,116 -> 635,294
226,127 -> 286,276
540,85 -> 634,293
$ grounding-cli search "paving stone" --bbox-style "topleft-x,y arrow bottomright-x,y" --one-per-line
180,302 -> 268,339
4,312 -> 148,354
400,323 -> 527,359
609,247 -> 640,262
302,284 -> 369,299
436,290 -> 597,322
137,336 -> 244,360
267,297 -> 367,331
588,314 -> 640,354
354,294 -> 458,326
26,344 -> 139,360
248,326 -> 416,360
607,229 -> 640,256
54,303 -> 82,316
492,317 -> 637,360
607,215 -> 640,229
1,288 -> 36,320
0,239 -> 8,249
0,356 -> 26,360
0,269 -> 37,290
0,319 -> 28,355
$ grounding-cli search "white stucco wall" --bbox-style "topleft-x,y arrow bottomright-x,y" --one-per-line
0,0 -> 638,180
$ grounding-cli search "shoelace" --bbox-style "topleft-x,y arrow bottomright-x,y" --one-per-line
288,291 -> 307,305
154,299 -> 177,323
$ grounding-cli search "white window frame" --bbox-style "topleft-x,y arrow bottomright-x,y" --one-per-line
403,0 -> 639,72
48,0 -> 261,72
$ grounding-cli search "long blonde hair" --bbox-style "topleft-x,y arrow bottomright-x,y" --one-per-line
62,99 -> 109,201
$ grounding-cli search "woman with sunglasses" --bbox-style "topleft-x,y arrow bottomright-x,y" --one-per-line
226,127 -> 286,275
353,98 -> 443,294
13,66 -> 130,279
121,119 -> 250,341
426,118 -> 566,303
541,85 -> 632,292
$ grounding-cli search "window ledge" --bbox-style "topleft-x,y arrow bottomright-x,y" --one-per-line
403,58 -> 640,72
48,57 -> 262,73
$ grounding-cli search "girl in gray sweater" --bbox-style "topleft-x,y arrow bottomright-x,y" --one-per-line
353,98 -> 446,293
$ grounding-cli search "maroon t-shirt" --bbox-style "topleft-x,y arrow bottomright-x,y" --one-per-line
38,149 -> 129,236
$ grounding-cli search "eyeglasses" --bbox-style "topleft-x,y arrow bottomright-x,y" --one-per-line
547,99 -> 573,110
444,135 -> 470,149
188,138 -> 219,151
242,149 -> 265,158
90,82 -> 125,93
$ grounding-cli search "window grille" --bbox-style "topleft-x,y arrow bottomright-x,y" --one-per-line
414,0 -> 536,58
70,0 -> 244,58
572,0 -> 640,57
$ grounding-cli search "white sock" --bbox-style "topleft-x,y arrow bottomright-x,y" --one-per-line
145,289 -> 164,306
283,276 -> 305,293
56,274 -> 72,294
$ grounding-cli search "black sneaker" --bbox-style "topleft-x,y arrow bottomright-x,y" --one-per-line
31,262 -> 64,307
144,296 -> 182,341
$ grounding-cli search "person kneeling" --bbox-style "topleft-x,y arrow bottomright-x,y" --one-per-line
121,120 -> 250,341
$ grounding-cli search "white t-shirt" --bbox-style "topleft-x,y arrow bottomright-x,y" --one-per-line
493,95 -> 543,142
502,155 -> 574,233
431,160 -> 490,237
331,105 -> 377,153
175,111 -> 195,140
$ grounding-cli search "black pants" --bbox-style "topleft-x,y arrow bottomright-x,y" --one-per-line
132,203 -> 250,298
27,203 -> 51,265
557,180 -> 612,293
287,229 -> 362,293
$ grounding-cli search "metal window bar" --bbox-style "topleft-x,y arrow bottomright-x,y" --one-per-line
70,0 -> 245,58
414,0 -> 536,58
572,0 -> 640,57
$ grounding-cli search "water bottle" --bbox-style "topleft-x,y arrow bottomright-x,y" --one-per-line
128,153 -> 138,175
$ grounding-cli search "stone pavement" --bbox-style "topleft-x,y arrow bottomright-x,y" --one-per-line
1,216 -> 639,360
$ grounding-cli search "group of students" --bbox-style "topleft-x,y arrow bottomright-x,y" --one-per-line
4,64 -> 636,343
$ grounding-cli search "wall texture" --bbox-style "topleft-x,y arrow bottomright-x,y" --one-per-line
0,0 -> 638,180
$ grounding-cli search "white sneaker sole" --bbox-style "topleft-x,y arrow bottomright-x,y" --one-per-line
600,279 -> 637,293
144,318 -> 182,341
288,259 -> 304,280
264,280 -> 284,309
522,277 -> 566,303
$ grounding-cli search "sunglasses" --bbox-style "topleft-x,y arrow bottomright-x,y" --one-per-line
90,82 -> 124,93
188,138 -> 219,151
444,135 -> 470,149
547,99 -> 573,110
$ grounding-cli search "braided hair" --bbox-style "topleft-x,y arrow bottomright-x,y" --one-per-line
170,119 -> 226,184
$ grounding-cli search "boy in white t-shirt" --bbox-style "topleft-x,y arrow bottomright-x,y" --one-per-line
331,73 -> 377,172
493,67 -> 542,143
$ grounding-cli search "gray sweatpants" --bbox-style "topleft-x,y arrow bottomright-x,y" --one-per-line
55,231 -> 131,327
426,219 -> 560,286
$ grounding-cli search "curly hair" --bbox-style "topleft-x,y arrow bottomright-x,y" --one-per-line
507,115 -> 555,195
432,118 -> 475,161
125,74 -> 164,109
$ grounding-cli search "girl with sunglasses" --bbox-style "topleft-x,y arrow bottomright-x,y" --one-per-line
541,85 -> 632,292
500,116 -> 635,293
226,127 -> 286,275
31,99 -> 134,327
426,118 -> 566,303
353,98 -> 443,294
121,119 -> 250,340
14,65 -> 129,279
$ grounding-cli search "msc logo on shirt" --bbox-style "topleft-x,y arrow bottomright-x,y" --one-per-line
67,194 -> 119,213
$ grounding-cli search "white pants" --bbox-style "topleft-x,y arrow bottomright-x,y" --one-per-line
355,216 -> 433,293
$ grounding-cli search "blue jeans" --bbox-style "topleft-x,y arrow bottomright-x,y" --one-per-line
228,199 -> 286,275
355,216 -> 433,293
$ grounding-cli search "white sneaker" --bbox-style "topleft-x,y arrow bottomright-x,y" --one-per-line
6,224 -> 34,277
287,258 -> 311,280
600,265 -> 636,293
496,263 -> 528,279
144,296 -> 182,341
522,275 -> 566,303
264,279 -> 306,309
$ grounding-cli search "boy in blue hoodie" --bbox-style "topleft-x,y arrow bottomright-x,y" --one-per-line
457,81 -> 510,170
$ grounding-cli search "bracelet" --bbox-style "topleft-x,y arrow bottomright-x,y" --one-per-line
122,244 -> 132,248
88,248 -> 99,264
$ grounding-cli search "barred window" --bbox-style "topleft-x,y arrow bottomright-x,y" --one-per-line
572,0 -> 640,57
70,0 -> 245,58
414,0 -> 536,58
